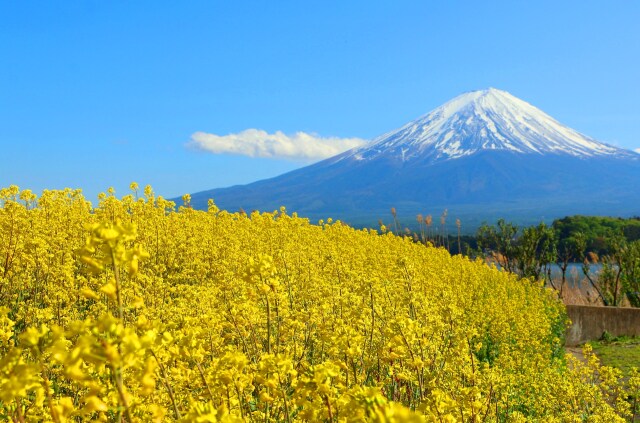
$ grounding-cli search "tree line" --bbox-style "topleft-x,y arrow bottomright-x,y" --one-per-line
474,216 -> 640,307
388,212 -> 640,307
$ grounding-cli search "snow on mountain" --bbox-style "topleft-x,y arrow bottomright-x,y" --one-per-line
336,88 -> 633,164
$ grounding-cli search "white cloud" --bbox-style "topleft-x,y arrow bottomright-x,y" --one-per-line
635,148 -> 640,154
189,129 -> 368,161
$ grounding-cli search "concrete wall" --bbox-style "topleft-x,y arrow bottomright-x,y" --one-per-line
565,305 -> 640,346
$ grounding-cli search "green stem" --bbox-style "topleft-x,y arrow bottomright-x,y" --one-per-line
111,249 -> 124,321
151,350 -> 181,420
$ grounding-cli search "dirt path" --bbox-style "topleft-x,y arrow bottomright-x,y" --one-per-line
565,347 -> 588,365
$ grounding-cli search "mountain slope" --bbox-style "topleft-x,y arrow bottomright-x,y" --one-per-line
190,89 -> 640,228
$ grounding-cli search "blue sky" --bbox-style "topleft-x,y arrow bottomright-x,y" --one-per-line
2,1 -> 639,202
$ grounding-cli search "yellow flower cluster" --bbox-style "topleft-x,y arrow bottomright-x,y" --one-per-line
0,184 -> 638,422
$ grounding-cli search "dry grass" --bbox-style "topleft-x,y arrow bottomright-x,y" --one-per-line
561,281 -> 604,306
556,269 -> 634,307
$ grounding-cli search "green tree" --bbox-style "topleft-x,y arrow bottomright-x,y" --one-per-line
476,220 -> 556,282
577,230 -> 640,307
554,235 -> 581,296
599,232 -> 626,306
575,232 -> 611,306
621,240 -> 640,307
514,222 -> 556,282
476,219 -> 518,273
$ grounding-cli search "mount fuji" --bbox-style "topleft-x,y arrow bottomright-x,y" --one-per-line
190,88 -> 640,228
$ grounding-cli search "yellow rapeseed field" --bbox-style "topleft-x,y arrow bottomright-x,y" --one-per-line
0,184 -> 638,422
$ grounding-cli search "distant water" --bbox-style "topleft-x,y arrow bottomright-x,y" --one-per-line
547,263 -> 604,288
549,263 -> 603,277
489,262 -> 603,288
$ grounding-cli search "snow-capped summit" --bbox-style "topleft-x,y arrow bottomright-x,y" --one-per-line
338,88 -> 633,164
